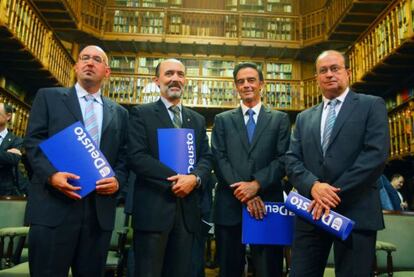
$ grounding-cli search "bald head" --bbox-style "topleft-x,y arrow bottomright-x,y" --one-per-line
155,59 -> 184,77
79,45 -> 109,65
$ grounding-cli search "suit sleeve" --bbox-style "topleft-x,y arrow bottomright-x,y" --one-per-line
190,116 -> 213,184
285,112 -> 319,196
24,89 -> 58,184
211,114 -> 243,186
334,97 -> 389,195
0,136 -> 23,166
127,105 -> 176,187
252,112 -> 290,192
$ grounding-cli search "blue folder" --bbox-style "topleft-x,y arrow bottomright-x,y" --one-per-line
242,202 -> 294,245
157,128 -> 196,174
285,191 -> 355,240
39,121 -> 114,197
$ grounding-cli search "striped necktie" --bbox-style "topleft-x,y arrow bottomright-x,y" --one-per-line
84,94 -> 99,145
246,109 -> 256,144
322,99 -> 339,155
169,105 -> 182,128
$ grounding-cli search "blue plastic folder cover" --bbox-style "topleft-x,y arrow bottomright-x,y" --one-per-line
157,128 -> 196,174
39,121 -> 114,197
285,191 -> 355,241
242,202 -> 294,245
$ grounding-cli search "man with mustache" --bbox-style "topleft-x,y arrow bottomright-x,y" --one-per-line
25,45 -> 128,276
128,59 -> 213,277
286,50 -> 389,276
211,62 -> 290,277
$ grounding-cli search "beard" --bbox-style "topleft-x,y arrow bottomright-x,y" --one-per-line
164,81 -> 183,99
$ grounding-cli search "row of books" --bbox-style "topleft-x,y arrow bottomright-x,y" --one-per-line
389,104 -> 414,159
349,0 -> 412,82
103,77 -> 304,110
385,87 -> 414,111
108,56 -> 294,80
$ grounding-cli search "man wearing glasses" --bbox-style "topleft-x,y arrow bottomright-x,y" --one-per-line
286,50 -> 389,276
25,45 -> 128,276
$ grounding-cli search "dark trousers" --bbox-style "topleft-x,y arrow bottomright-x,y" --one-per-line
133,200 -> 194,277
28,195 -> 112,277
290,225 -> 377,277
216,224 -> 284,277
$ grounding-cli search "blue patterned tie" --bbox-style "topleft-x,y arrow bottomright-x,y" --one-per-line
322,99 -> 339,155
246,109 -> 256,144
84,95 -> 99,145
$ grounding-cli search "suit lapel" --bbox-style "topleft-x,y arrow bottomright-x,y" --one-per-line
328,91 -> 358,148
311,103 -> 324,156
155,100 -> 175,128
230,107 -> 249,152
0,132 -> 14,150
102,97 -> 114,136
62,87 -> 83,123
249,106 -> 270,152
181,106 -> 193,129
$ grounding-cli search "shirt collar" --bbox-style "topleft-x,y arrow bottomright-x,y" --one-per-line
241,101 -> 262,116
160,96 -> 182,111
323,87 -> 349,110
75,82 -> 103,105
0,128 -> 8,139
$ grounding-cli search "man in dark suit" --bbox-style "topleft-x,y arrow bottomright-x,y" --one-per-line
0,102 -> 23,195
25,45 -> 128,277
211,62 -> 291,277
286,50 -> 389,277
128,59 -> 213,277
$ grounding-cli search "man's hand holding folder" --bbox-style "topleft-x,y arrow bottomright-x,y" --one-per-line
49,172 -> 119,199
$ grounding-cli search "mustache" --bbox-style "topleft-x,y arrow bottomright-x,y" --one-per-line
167,81 -> 183,89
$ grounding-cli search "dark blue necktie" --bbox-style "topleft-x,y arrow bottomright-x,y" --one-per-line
246,109 -> 256,143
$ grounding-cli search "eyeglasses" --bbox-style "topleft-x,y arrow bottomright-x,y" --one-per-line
79,55 -> 105,64
317,65 -> 345,75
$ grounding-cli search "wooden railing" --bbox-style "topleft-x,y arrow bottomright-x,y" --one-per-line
77,0 -> 379,46
348,0 -> 413,83
0,0 -> 75,87
64,0 -> 81,23
302,77 -> 320,109
0,89 -> 30,137
388,101 -> 414,159
302,8 -> 325,45
102,73 -> 306,111
325,0 -> 353,34
103,7 -> 302,43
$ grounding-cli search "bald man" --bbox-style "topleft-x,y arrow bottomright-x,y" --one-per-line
128,59 -> 213,277
25,45 -> 128,276
286,50 -> 389,276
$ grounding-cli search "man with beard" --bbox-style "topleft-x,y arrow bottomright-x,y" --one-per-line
25,45 -> 128,276
128,59 -> 213,277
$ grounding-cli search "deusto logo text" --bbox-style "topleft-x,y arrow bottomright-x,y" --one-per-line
288,195 -> 343,232
74,127 -> 111,178
265,203 -> 295,216
186,132 -> 195,173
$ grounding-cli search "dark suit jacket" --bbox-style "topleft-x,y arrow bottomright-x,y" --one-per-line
211,105 -> 291,226
128,100 -> 213,233
286,90 -> 390,231
24,87 -> 128,231
0,131 -> 23,195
